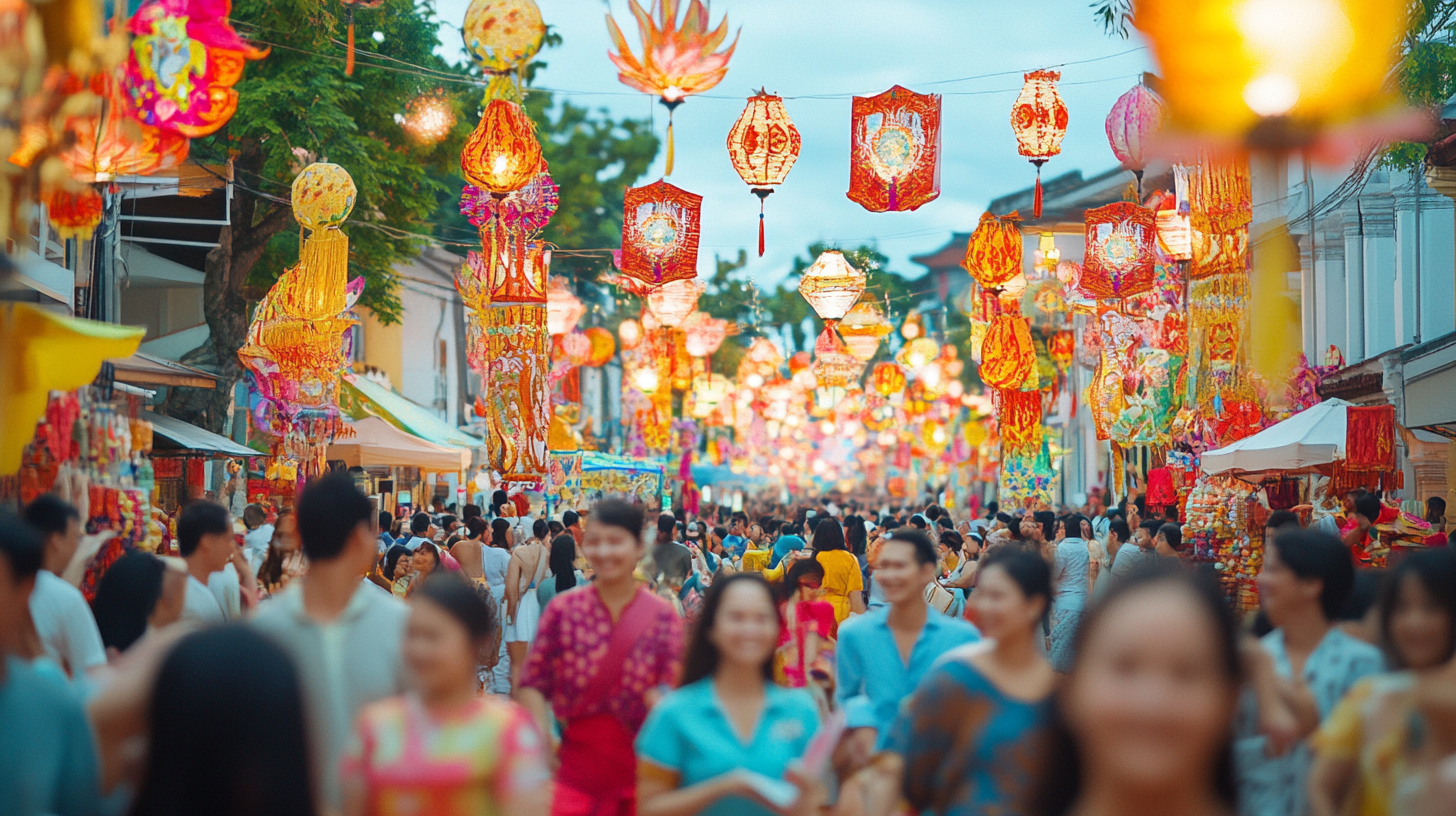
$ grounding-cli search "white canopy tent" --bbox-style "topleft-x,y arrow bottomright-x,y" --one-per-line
327,416 -> 470,472
1200,398 -> 1352,478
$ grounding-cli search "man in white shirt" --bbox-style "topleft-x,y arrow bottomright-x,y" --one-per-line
241,503 -> 273,574
177,500 -> 254,625
22,495 -> 106,679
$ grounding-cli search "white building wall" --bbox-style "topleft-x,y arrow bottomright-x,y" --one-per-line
396,277 -> 461,428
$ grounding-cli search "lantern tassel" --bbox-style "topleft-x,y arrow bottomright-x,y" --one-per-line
665,114 -> 675,176
1033,166 -> 1043,219
758,198 -> 765,257
345,8 -> 356,76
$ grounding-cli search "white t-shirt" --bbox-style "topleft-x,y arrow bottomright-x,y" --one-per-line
481,546 -> 511,595
29,570 -> 106,677
243,525 -> 274,573
181,567 -> 238,625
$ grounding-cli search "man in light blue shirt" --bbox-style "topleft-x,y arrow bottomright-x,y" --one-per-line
837,527 -> 979,762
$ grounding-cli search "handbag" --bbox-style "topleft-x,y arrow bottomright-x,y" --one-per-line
924,581 -> 955,614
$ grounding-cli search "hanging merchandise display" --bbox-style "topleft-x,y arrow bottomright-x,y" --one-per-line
979,313 -> 1035,389
605,0 -> 737,174
1081,202 -> 1157,299
963,210 -> 1023,291
463,0 -> 546,98
847,85 -> 941,212
798,250 -> 866,327
837,300 -> 892,362
620,179 -> 703,286
1010,70 -> 1068,219
726,90 -> 801,255
1104,82 -> 1162,194
339,0 -> 384,76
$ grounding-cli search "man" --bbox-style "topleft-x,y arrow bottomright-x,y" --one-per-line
22,495 -> 105,680
0,514 -> 101,816
562,509 -> 584,547
1110,518 -> 1162,579
837,527 -> 980,762
397,512 -> 433,551
376,510 -> 395,551
178,500 -> 254,625
240,503 -> 273,572
1264,509 -> 1301,548
1153,521 -> 1183,558
740,522 -> 771,572
770,522 -> 805,569
454,517 -> 487,581
651,514 -> 692,589
722,513 -> 748,558
253,472 -> 409,810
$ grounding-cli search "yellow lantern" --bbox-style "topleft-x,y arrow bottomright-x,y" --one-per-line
798,250 -> 866,327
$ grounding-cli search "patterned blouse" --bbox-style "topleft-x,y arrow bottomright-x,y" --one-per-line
341,694 -> 548,816
517,584 -> 683,732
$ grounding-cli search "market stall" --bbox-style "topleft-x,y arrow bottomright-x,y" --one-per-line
328,416 -> 471,472
546,450 -> 664,515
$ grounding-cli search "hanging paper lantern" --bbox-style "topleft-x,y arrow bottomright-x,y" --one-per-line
899,337 -> 940,370
1156,208 -> 1193,261
798,250 -> 866,326
1104,83 -> 1163,190
460,172 -> 559,234
979,314 -> 1034,389
583,326 -> 616,366
461,98 -> 543,195
962,211 -> 1023,291
545,277 -> 585,336
646,278 -> 704,328
339,0 -> 384,76
1082,202 -> 1157,299
1010,70 -> 1068,219
837,300 -> 892,362
485,239 -> 548,304
847,85 -> 942,212
811,327 -> 861,389
124,0 -> 267,137
620,179 -> 703,287
606,0 -> 737,175
727,90 -> 800,255
993,386 -> 1042,452
681,310 -> 728,358
618,318 -> 643,350
401,91 -> 457,146
58,74 -> 189,183
561,331 -> 593,367
1048,330 -> 1075,368
44,186 -> 103,240
787,351 -> 811,375
691,373 -> 732,415
463,0 -> 546,97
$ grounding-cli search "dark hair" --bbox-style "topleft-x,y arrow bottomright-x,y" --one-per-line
296,472 -> 372,562
1108,518 -> 1131,544
533,519 -> 549,540
882,527 -> 937,567
414,541 -> 441,571
806,516 -> 824,536
177,500 -> 231,557
776,557 -> 827,604
844,515 -> 868,555
1138,518 -> 1163,539
129,626 -> 315,816
979,546 -> 1052,625
550,534 -> 578,593
548,520 -> 565,537
1033,511 -> 1057,541
653,542 -> 692,586
440,515 -> 457,531
940,530 -> 963,551
383,544 -> 412,581
1338,568 -> 1385,622
378,510 -> 393,533
243,504 -> 267,530
489,518 -> 510,548
925,504 -> 943,522
1378,548 -> 1456,669
491,490 -> 508,513
410,512 -> 431,535
811,518 -> 846,552
91,552 -> 166,652
985,500 -> 1000,518
411,572 -> 497,641
1353,493 -> 1383,523
22,493 -> 80,538
562,510 -> 580,527
0,512 -> 44,581
1157,522 -> 1182,551
1063,514 -> 1089,535
462,503 -> 482,521
908,514 -> 928,529
466,517 -> 487,539
1270,528 -> 1355,620
1265,510 -> 1300,531
657,512 -> 677,539
593,499 -> 645,540
681,573 -> 781,686
1427,497 -> 1447,524
1031,561 -> 1240,816
256,509 -> 295,589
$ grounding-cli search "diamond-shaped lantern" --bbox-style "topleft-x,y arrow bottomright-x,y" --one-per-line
798,251 -> 866,328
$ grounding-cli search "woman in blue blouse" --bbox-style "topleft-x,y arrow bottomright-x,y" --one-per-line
636,573 -> 823,816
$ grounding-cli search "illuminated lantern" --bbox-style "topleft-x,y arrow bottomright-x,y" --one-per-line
562,331 -> 593,366
58,74 -> 189,183
787,351 -> 811,375
1010,70 -> 1068,219
461,99 -> 542,195
962,211 -> 1023,291
681,310 -> 727,358
900,313 -> 923,340
1082,202 -> 1157,299
583,326 -> 616,366
401,92 -> 456,146
899,337 -> 940,370
1104,83 -> 1163,192
727,90 -> 800,255
618,318 -> 643,350
798,250 -> 866,327
124,0 -> 267,137
606,0 -> 737,174
810,327 -> 861,389
691,373 -> 732,417
837,300 -> 891,362
620,179 -> 703,286
848,85 -> 941,212
545,277 -> 585,335
646,278 -> 704,328
1134,0 -> 1416,152
339,0 -> 384,76
463,0 -> 546,98
870,362 -> 907,396
979,314 -> 1034,389
44,186 -> 103,240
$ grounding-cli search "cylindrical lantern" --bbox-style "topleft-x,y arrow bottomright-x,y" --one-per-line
647,278 -> 704,328
979,314 -> 1035,389
1082,202 -> 1157,299
798,250 -> 866,326
962,211 -> 1023,291
727,90 -> 801,255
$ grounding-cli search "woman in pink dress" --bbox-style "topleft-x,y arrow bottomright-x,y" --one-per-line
517,499 -> 684,816
775,557 -> 837,690
342,573 -> 550,816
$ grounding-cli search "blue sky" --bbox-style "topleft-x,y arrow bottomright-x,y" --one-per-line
430,0 -> 1153,288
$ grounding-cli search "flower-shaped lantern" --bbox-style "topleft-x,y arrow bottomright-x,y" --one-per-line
848,85 -> 941,212
1010,70 -> 1068,219
461,98 -> 542,196
727,90 -> 800,255
798,250 -> 866,328
620,179 -> 703,287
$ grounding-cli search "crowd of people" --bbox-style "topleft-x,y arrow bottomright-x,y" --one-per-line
1,475 -> 1455,816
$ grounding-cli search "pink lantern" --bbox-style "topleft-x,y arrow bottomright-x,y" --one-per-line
1105,83 -> 1164,192
647,278 -> 704,328
562,331 -> 593,366
546,277 -> 585,336
681,310 -> 728,358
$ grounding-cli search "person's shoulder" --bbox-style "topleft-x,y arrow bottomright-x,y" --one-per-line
356,694 -> 408,729
931,613 -> 982,642
34,570 -> 84,605
836,605 -> 887,639
658,676 -> 714,712
0,657 -> 79,713
1325,628 -> 1385,667
766,683 -> 821,719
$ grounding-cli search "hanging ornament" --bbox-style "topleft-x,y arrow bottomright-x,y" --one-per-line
339,0 -> 384,76
583,327 -> 616,367
962,210 -> 1023,291
979,313 -> 1035,389
726,90 -> 800,255
57,72 -> 189,183
1104,83 -> 1163,195
1010,70 -> 1068,219
483,303 -> 550,480
618,318 -> 644,350
401,91 -> 457,146
810,327 -> 861,389
1082,202 -> 1157,299
837,300 -> 892,362
463,0 -> 546,100
606,0 -> 738,175
545,277 -> 585,336
847,85 -> 941,212
460,171 -> 559,232
646,278 -> 704,328
44,186 -> 103,240
461,98 -> 543,195
681,310 -> 728,358
620,179 -> 703,287
798,250 -> 866,328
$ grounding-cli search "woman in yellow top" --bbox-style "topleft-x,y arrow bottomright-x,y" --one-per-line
739,523 -> 772,573
793,518 -> 863,627
1309,548 -> 1456,816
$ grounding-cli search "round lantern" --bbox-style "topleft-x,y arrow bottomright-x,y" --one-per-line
618,318 -> 643,350
646,278 -> 704,328
546,277 -> 585,336
870,362 -> 907,396
979,314 -> 1035,389
461,99 -> 542,196
837,300 -> 892,362
583,326 -> 616,366
1082,202 -> 1157,299
561,331 -> 593,366
727,90 -> 801,256
900,313 -> 923,340
292,163 -> 357,230
681,310 -> 727,358
1010,70 -> 1068,219
798,251 -> 866,326
899,337 -> 940,370
1105,83 -> 1163,191
463,0 -> 546,76
962,211 -> 1023,291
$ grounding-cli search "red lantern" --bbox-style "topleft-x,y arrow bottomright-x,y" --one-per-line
962,211 -> 1023,291
992,386 -> 1042,452
979,314 -> 1035,389
1105,83 -> 1163,193
1010,70 -> 1068,219
620,179 -> 703,287
727,90 -> 800,256
44,186 -> 103,240
58,73 -> 189,183
847,85 -> 941,213
1082,202 -> 1157,299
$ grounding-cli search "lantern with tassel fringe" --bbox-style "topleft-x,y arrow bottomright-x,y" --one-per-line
1010,70 -> 1068,219
727,90 -> 800,256
848,85 -> 941,213
621,179 -> 703,287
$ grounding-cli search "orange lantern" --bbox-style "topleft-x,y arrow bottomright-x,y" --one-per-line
787,351 -> 811,375
870,362 -> 907,396
979,314 -> 1035,389
44,186 -> 103,240
621,179 -> 703,287
727,90 -> 800,256
58,74 -> 189,183
583,326 -> 616,366
798,250 -> 866,327
962,211 -> 1023,291
811,327 -> 861,389
848,85 -> 941,213
1048,329 -> 1075,368
1010,70 -> 1068,219
461,99 -> 542,195
1082,202 -> 1157,299
992,386 -> 1042,451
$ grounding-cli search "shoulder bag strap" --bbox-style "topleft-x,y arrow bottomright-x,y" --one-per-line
576,587 -> 660,714
529,541 -> 550,588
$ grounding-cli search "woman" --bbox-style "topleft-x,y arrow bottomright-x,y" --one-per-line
1049,514 -> 1093,673
1029,561 -> 1243,816
636,574 -> 822,816
343,573 -> 548,816
90,551 -> 186,658
807,518 -> 864,627
773,558 -> 836,690
865,547 -> 1055,816
504,519 -> 551,690
517,499 -> 684,816
1424,497 -> 1448,547
1309,548 -> 1456,816
128,626 -> 315,816
257,509 -> 307,598
536,533 -> 582,610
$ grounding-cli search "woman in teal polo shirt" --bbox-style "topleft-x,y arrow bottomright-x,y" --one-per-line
636,573 -> 823,816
